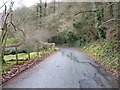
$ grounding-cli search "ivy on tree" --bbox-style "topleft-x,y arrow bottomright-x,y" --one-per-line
94,9 -> 106,39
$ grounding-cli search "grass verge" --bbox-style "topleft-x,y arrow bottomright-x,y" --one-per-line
79,39 -> 118,75
1,48 -> 59,73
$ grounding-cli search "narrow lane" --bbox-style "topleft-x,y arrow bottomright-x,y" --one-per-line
4,48 -> 118,88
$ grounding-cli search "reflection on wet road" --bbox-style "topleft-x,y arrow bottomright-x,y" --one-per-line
4,48 -> 118,88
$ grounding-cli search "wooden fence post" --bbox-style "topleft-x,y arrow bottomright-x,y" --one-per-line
15,46 -> 18,65
37,42 -> 39,57
28,52 -> 30,60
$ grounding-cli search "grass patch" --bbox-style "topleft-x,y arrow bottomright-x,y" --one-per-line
6,38 -> 15,45
2,48 -> 59,73
4,53 -> 28,61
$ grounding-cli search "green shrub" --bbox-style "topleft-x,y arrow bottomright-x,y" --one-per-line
73,21 -> 81,28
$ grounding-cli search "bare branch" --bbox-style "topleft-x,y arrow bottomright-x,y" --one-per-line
72,10 -> 98,21
6,42 -> 23,48
0,1 -> 9,9
74,10 -> 97,16
73,3 -> 117,18
10,22 -> 17,31
99,18 -> 120,27
10,22 -> 25,37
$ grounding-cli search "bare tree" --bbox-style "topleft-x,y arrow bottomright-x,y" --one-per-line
0,1 -> 25,64
0,2 -> 14,63
44,0 -> 47,16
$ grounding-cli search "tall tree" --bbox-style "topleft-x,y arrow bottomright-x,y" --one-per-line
44,0 -> 47,16
53,0 -> 56,14
1,2 -> 14,63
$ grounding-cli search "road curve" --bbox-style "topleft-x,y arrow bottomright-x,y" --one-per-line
3,48 -> 118,88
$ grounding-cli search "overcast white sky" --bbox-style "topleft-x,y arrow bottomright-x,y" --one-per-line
0,0 -> 53,7
0,0 -> 56,13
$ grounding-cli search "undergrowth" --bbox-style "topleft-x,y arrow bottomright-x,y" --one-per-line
80,38 -> 118,71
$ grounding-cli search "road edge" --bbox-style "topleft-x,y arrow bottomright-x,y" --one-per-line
2,50 -> 60,87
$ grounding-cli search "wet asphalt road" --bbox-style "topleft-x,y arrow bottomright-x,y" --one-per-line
4,48 -> 118,88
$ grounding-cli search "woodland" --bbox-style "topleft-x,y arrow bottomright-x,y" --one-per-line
0,1 -> 119,85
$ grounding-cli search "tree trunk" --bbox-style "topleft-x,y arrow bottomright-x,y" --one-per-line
44,1 -> 47,16
0,40 -> 2,64
54,0 -> 56,14
37,42 -> 39,57
1,50 -> 6,64
1,27 -> 8,64
109,2 -> 114,18
28,52 -> 30,60
15,47 -> 18,65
